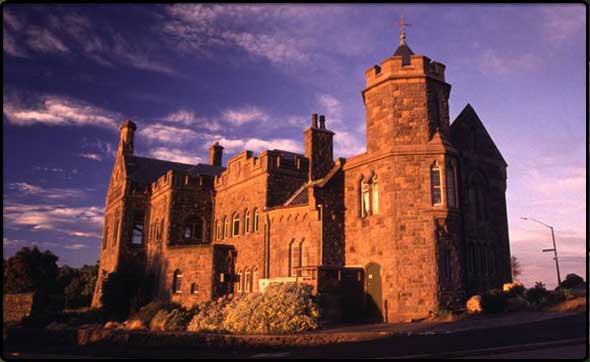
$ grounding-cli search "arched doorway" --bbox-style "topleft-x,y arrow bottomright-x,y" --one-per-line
366,262 -> 383,321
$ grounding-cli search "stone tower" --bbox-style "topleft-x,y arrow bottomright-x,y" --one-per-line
343,19 -> 465,323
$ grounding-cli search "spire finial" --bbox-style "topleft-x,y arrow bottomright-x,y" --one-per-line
399,15 -> 411,46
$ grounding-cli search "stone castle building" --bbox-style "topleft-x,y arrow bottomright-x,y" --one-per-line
92,28 -> 512,323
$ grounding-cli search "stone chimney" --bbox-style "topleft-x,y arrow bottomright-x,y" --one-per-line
209,142 -> 224,166
118,120 -> 136,156
304,113 -> 334,181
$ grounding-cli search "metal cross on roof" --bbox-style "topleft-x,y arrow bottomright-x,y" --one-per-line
399,15 -> 411,46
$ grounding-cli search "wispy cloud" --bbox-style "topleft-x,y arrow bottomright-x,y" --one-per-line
141,123 -> 199,144
211,136 -> 302,154
64,243 -> 89,250
26,26 -> 69,53
222,105 -> 269,126
3,95 -> 120,129
478,49 -> 541,76
542,5 -> 585,43
163,4 -> 317,65
79,153 -> 102,162
148,146 -> 202,165
162,109 -> 222,130
3,201 -> 104,238
8,182 -> 88,200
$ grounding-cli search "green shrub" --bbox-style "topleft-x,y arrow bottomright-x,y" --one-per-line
525,282 -> 550,306
223,283 -> 320,334
481,289 -> 507,314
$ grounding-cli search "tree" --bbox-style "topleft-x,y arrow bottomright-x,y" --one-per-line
60,263 -> 99,309
511,255 -> 522,280
559,273 -> 585,289
3,246 -> 59,294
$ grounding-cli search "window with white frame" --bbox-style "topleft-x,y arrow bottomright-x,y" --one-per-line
430,165 -> 443,205
232,212 -> 240,237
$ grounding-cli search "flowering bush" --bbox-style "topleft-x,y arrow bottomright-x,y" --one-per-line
223,283 -> 320,334
186,295 -> 234,333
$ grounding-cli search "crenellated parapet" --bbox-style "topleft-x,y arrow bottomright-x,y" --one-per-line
365,55 -> 446,92
150,170 -> 215,196
215,149 -> 308,189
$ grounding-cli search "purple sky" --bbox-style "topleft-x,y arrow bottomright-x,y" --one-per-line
3,4 -> 586,289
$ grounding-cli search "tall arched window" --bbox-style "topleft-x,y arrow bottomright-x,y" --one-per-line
232,212 -> 240,237
158,219 -> 165,242
102,224 -> 109,250
245,269 -> 252,293
223,216 -> 228,239
469,173 -> 488,222
173,269 -> 183,294
360,177 -> 370,217
113,216 -> 120,246
235,270 -> 242,293
446,162 -> 457,208
253,208 -> 259,233
430,163 -> 443,205
300,240 -> 309,277
289,239 -> 300,277
215,220 -> 220,240
253,269 -> 258,292
370,175 -> 379,214
244,209 -> 250,234
131,211 -> 145,245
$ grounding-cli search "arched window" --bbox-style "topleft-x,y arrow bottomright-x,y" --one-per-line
215,220 -> 220,240
190,282 -> 198,294
232,212 -> 240,237
430,163 -> 443,205
446,163 -> 457,208
245,269 -> 252,293
102,224 -> 109,250
253,269 -> 258,292
113,216 -> 120,246
235,270 -> 242,293
300,240 -> 309,277
244,209 -> 250,234
289,239 -> 300,277
370,174 -> 379,214
131,211 -> 145,245
223,216 -> 228,239
360,177 -> 370,217
253,208 -> 259,233
157,219 -> 164,242
469,173 -> 488,222
173,269 -> 183,294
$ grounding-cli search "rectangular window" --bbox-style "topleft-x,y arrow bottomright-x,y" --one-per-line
431,168 -> 442,205
446,166 -> 456,207
361,181 -> 370,217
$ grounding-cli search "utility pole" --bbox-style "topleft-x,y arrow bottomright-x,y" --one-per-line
521,217 -> 562,287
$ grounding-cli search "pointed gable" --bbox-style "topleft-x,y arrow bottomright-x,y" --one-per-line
450,104 -> 507,167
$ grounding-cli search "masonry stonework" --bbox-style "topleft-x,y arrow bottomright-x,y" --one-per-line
92,36 -> 511,323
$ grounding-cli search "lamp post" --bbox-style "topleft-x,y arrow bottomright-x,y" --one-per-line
520,217 -> 562,287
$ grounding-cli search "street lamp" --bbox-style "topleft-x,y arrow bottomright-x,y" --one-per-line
520,217 -> 562,286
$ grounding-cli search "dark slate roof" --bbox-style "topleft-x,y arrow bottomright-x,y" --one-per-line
394,44 -> 414,66
124,155 -> 225,186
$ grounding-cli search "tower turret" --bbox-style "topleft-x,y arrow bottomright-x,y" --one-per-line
362,17 -> 451,154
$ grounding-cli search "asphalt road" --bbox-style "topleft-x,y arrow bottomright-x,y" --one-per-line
3,313 -> 587,359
